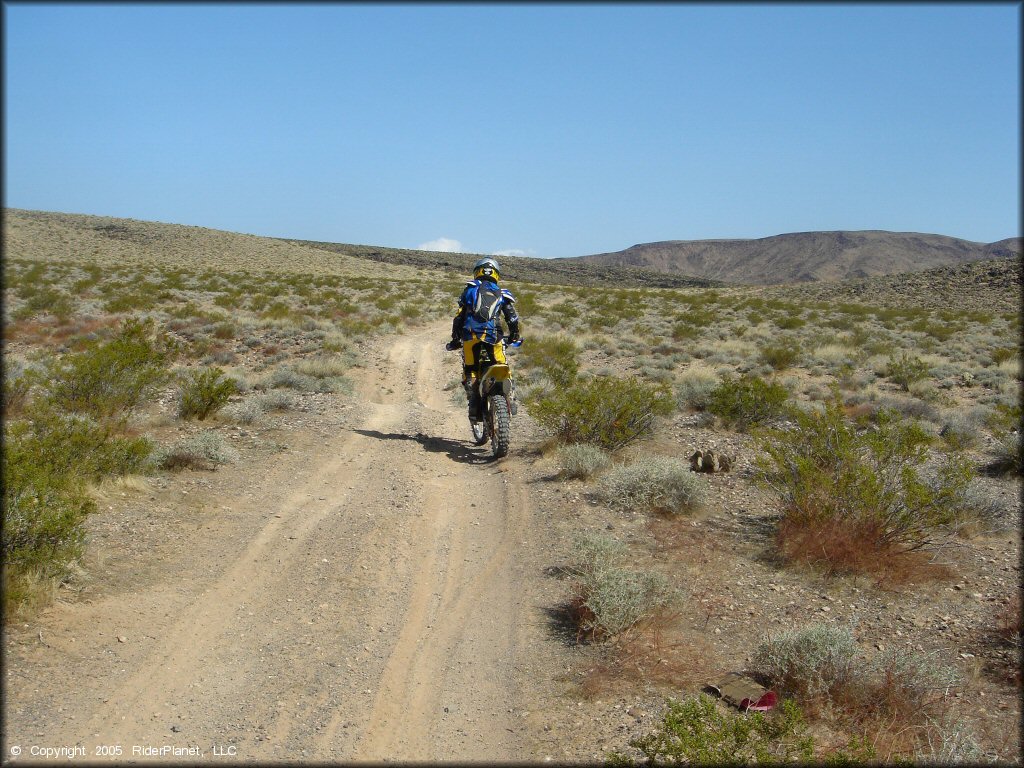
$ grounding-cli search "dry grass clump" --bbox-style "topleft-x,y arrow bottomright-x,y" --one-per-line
555,443 -> 612,480
752,623 -> 858,701
565,531 -> 676,643
774,516 -> 953,586
597,456 -> 701,515
152,430 -> 238,471
260,364 -> 353,394
293,355 -> 351,379
994,592 -> 1022,649
220,397 -> 266,425
810,342 -> 860,367
257,390 -> 296,411
675,362 -> 721,410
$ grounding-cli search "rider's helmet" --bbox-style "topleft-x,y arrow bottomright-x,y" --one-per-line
473,257 -> 500,281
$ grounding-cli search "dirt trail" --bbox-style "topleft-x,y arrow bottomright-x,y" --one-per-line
4,323 -> 546,763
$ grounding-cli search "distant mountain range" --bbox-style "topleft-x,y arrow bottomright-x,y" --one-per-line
562,231 -> 1021,285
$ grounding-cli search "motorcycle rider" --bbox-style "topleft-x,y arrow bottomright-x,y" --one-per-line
446,257 -> 521,421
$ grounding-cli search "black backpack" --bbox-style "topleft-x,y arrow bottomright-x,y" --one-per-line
471,282 -> 503,323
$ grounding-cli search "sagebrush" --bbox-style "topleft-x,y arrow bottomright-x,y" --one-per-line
530,375 -> 673,450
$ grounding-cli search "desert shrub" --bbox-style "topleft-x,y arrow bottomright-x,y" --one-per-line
906,378 -> 943,403
571,531 -> 627,574
757,394 -> 977,567
3,404 -> 151,611
981,403 -> 1022,477
994,592 -> 1022,648
293,355 -> 351,379
262,301 -> 293,320
176,367 -> 238,420
774,314 -> 806,330
579,566 -> 672,639
707,375 -> 790,431
221,398 -> 265,425
2,360 -> 32,416
864,647 -> 962,714
517,333 -> 579,388
263,367 -> 317,391
813,343 -> 860,368
990,346 -> 1015,366
13,286 -> 77,321
608,695 -> 816,766
758,341 -> 802,371
258,390 -> 296,411
886,351 -> 930,391
753,626 -> 969,760
38,317 -> 176,418
3,462 -> 93,581
556,443 -> 611,480
211,321 -> 236,339
675,366 -> 720,410
597,456 -> 702,514
671,318 -> 700,341
102,292 -> 157,313
567,531 -> 673,641
985,431 -> 1021,477
913,717 -> 989,764
6,406 -> 153,481
752,623 -> 858,700
530,375 -> 673,450
313,376 -> 353,394
839,648 -> 968,760
152,430 -> 238,471
320,331 -> 353,354
938,414 -> 981,450
874,393 -> 940,424
205,348 -> 237,366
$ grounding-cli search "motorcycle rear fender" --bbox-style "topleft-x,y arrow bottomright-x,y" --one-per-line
479,364 -> 512,397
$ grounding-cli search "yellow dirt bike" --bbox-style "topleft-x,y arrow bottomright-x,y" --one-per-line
448,338 -> 521,458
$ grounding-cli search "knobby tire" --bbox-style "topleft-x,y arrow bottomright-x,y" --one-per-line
489,395 -> 511,458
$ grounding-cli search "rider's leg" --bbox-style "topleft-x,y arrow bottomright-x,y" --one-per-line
462,339 -> 481,420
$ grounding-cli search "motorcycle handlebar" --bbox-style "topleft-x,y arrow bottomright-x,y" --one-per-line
446,338 -> 523,350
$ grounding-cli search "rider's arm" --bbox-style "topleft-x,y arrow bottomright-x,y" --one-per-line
500,292 -> 520,341
451,308 -> 466,342
452,288 -> 471,341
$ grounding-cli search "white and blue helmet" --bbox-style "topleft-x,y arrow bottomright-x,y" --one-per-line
473,257 -> 500,280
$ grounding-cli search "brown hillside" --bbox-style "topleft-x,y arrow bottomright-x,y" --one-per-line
565,230 -> 1022,285
0,209 -> 720,290
765,256 -> 1022,314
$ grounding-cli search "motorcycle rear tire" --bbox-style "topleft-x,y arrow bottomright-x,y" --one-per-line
488,395 -> 511,458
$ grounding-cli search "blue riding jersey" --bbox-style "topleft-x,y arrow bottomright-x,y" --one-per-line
454,278 -> 519,345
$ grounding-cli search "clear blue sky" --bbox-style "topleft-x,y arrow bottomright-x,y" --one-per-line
4,3 -> 1020,257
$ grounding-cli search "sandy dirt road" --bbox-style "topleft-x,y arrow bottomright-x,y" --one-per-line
4,323 -> 551,764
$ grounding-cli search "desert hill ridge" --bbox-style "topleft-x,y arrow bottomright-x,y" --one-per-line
1,208 -> 719,290
564,229 -> 1021,285
3,208 -> 1018,289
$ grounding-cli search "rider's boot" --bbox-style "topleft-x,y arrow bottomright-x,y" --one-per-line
464,378 -> 480,421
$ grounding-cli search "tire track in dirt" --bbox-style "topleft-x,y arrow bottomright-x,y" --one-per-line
59,397 -> 406,753
6,323 -> 538,763
335,326 -> 532,761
